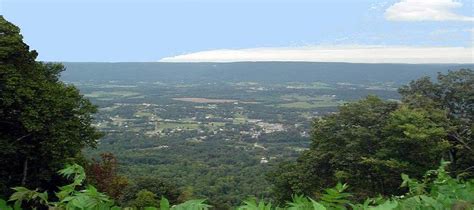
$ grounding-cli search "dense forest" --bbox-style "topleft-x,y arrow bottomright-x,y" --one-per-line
1,15 -> 473,210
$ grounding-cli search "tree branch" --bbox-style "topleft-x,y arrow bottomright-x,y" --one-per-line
449,133 -> 473,152
16,133 -> 31,141
21,159 -> 28,186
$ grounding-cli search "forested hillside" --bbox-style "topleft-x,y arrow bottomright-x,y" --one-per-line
61,62 -> 473,84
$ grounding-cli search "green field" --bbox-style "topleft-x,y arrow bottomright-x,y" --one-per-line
277,101 -> 343,109
134,111 -> 155,117
207,122 -> 226,127
285,82 -> 333,89
233,113 -> 248,124
158,122 -> 199,131
281,94 -> 337,102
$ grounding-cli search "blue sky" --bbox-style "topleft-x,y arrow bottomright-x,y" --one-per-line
1,0 -> 473,62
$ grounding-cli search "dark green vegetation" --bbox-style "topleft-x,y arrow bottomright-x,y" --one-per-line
1,163 -> 212,210
1,16 -> 473,209
0,16 -> 101,198
2,162 -> 473,209
268,69 -> 474,203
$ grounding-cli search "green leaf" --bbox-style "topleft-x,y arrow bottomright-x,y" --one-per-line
160,196 -> 170,210
369,200 -> 398,210
310,199 -> 327,210
419,195 -> 443,209
0,199 -> 14,210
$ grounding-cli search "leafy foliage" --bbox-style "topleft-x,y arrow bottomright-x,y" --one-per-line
122,176 -> 182,206
0,162 -> 470,210
0,16 -> 102,197
6,164 -> 117,209
318,183 -> 351,209
399,69 -> 474,178
8,187 -> 48,208
86,153 -> 129,201
171,199 -> 212,210
240,162 -> 473,209
237,198 -> 274,210
269,70 -> 473,201
2,164 -> 212,210
129,190 -> 159,208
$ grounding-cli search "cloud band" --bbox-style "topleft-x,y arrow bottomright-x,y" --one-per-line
159,46 -> 473,64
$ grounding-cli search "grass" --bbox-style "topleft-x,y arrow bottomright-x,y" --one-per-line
172,97 -> 237,103
134,111 -> 155,118
285,82 -> 333,89
207,122 -> 226,128
280,94 -> 337,102
280,94 -> 314,102
277,101 -> 343,109
277,94 -> 345,109
233,113 -> 248,124
159,122 -> 199,131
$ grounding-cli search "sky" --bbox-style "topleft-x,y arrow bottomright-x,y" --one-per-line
1,0 -> 473,63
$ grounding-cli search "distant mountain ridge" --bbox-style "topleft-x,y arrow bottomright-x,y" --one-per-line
61,62 -> 473,84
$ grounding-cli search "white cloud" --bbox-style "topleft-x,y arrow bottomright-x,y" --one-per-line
385,0 -> 474,22
159,46 -> 473,64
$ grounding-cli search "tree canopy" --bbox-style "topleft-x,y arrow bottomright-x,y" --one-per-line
399,69 -> 474,176
0,16 -> 102,197
269,69 -> 473,202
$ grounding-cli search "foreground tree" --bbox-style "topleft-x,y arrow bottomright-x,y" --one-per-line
130,189 -> 160,208
269,69 -> 472,202
399,69 -> 474,176
86,153 -> 129,202
122,176 -> 182,206
0,16 -> 101,197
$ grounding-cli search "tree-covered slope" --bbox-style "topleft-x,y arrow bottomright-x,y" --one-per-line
61,62 -> 473,84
